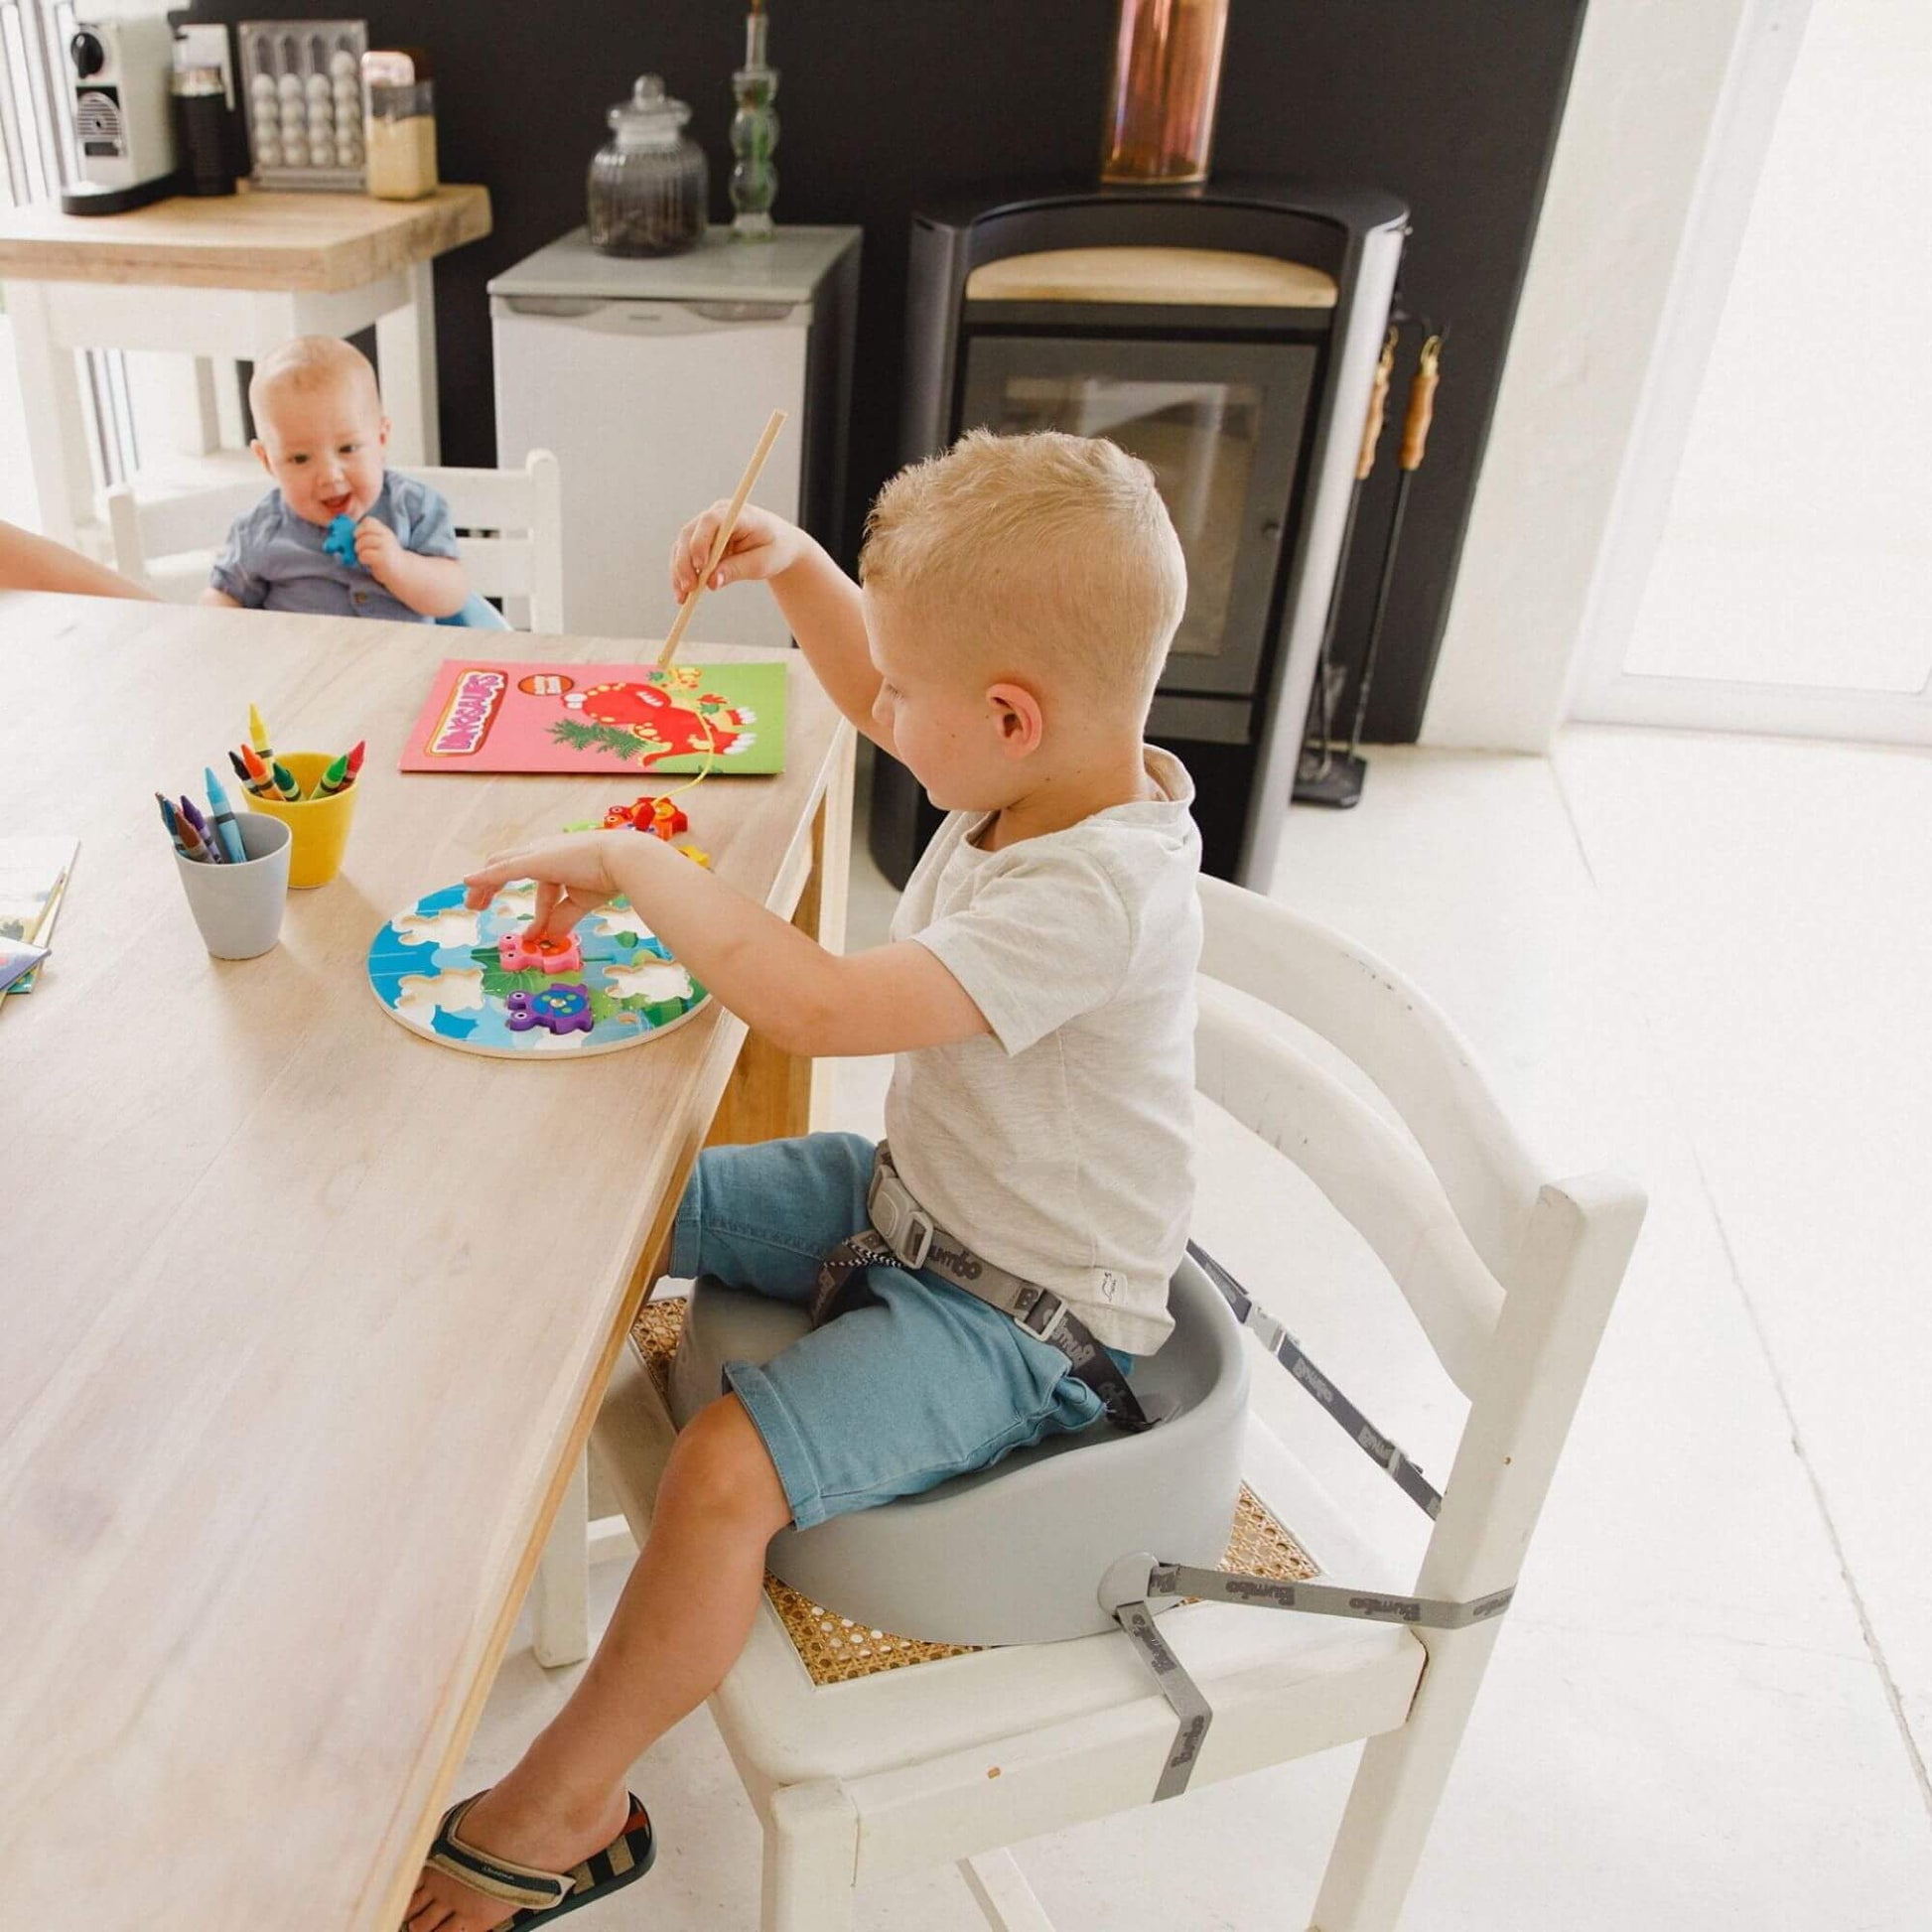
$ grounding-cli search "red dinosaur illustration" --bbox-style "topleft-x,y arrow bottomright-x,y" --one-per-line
559,678 -> 756,765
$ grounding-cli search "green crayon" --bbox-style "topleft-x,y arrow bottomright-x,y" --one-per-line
311,752 -> 351,799
269,759 -> 303,802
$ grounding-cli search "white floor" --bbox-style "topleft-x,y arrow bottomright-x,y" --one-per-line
460,726 -> 1932,1929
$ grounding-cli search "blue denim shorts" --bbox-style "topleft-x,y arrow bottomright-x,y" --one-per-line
669,1132 -> 1132,1531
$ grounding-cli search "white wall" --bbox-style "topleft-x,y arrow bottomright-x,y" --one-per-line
1578,0 -> 1930,733
1419,0 -> 1754,752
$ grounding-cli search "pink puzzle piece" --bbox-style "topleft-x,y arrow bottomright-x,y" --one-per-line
497,927 -> 583,975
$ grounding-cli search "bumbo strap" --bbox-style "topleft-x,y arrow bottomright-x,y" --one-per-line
1188,1240 -> 1443,1519
811,1151 -> 1153,1434
1099,1234 -> 1512,1807
1097,1551 -> 1514,1802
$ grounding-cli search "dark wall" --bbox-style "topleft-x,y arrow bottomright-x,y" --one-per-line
190,0 -> 1585,741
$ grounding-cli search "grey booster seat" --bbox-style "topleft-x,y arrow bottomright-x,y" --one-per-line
667,1248 -> 1250,1646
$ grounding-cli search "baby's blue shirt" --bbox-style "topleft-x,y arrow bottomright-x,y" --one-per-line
209,472 -> 459,621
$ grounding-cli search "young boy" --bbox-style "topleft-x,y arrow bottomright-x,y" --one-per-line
202,336 -> 468,621
406,431 -> 1200,1930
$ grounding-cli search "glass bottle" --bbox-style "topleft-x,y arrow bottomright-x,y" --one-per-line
364,80 -> 438,201
588,74 -> 709,258
1099,0 -> 1231,186
729,10 -> 779,239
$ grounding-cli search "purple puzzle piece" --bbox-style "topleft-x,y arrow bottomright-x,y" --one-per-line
504,982 -> 596,1036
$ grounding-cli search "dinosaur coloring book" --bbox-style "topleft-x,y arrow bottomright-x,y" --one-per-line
398,659 -> 787,776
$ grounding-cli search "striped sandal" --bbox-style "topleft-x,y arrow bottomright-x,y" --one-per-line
418,1791 -> 656,1928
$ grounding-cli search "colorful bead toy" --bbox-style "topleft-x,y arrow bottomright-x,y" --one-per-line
599,794 -> 692,840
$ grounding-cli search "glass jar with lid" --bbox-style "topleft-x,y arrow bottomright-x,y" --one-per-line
587,74 -> 708,257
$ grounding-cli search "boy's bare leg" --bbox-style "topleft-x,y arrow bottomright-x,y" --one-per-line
404,1394 -> 791,1932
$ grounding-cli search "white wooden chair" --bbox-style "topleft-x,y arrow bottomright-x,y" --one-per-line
575,873 -> 1644,1930
102,448 -> 565,631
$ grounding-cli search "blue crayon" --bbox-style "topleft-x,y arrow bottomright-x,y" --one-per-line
204,766 -> 246,863
156,791 -> 185,852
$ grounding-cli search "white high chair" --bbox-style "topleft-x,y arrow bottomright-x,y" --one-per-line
102,448 -> 565,631
577,873 -> 1644,1930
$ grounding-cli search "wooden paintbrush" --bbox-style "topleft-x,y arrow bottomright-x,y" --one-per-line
656,408 -> 788,669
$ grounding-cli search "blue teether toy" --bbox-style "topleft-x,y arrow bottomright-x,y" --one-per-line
324,513 -> 359,568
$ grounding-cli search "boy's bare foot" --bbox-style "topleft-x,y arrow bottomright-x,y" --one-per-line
402,1775 -> 632,1932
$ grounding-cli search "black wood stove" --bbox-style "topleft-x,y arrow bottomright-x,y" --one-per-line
868,177 -> 1406,888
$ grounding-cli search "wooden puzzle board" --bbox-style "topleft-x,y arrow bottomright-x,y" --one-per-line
366,881 -> 710,1060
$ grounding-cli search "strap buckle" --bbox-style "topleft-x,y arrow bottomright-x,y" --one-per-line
868,1163 -> 934,1270
1011,1285 -> 1064,1340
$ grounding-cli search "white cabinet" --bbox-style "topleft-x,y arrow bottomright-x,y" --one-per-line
489,225 -> 861,645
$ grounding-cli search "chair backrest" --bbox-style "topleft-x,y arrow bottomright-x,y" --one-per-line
104,449 -> 565,633
106,476 -> 267,585
1194,873 -> 1645,1615
427,452 -> 564,633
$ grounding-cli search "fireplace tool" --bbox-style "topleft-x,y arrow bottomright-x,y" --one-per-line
1296,326 -> 1397,805
1304,328 -> 1443,810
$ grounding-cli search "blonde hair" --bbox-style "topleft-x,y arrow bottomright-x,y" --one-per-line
248,335 -> 381,429
860,430 -> 1186,715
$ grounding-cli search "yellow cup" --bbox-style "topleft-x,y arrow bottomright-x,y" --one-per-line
244,750 -> 357,889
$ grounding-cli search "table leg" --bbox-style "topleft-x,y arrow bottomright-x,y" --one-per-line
376,258 -> 441,466
7,280 -> 96,544
531,1449 -> 591,1669
707,728 -> 855,1148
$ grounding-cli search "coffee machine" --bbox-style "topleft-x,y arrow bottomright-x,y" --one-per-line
62,11 -> 179,214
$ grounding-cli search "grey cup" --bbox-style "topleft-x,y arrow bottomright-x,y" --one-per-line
174,811 -> 292,958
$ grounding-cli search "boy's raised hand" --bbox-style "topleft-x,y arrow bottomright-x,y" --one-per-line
670,499 -> 805,601
464,832 -> 624,938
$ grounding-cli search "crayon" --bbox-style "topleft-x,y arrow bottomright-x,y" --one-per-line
157,791 -> 188,853
204,767 -> 246,863
230,746 -> 271,796
344,739 -> 365,786
268,759 -> 303,802
174,810 -> 214,865
240,744 -> 273,794
310,751 -> 351,799
248,704 -> 274,766
178,794 -> 223,861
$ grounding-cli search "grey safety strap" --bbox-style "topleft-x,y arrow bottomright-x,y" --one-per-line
811,1147 -> 1154,1435
1101,1556 -> 1514,1632
1110,1598 -> 1213,1804
1186,1239 -> 1443,1520
1099,1551 -> 1514,1804
1102,1242 -> 1513,1803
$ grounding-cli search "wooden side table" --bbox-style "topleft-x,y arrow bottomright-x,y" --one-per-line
0,183 -> 490,544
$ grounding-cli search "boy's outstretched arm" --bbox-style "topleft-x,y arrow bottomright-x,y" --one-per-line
464,830 -> 984,1058
671,503 -> 891,755
0,520 -> 153,601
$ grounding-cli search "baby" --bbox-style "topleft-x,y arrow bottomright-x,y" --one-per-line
404,431 -> 1199,1930
202,336 -> 468,621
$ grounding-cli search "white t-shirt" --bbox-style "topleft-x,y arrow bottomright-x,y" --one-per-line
887,746 -> 1201,1355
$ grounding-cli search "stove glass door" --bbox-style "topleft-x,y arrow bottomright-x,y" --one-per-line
960,335 -> 1315,697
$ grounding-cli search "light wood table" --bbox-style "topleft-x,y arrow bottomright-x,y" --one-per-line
0,185 -> 491,544
0,593 -> 853,1929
